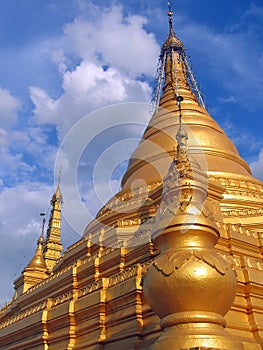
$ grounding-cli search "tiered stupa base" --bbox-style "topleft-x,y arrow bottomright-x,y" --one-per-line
152,314 -> 244,349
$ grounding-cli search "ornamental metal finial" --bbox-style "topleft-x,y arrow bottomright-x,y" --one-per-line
167,1 -> 174,34
51,167 -> 63,205
57,166 -> 62,187
39,212 -> 46,244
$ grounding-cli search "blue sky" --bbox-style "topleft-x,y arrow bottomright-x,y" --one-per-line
0,0 -> 263,305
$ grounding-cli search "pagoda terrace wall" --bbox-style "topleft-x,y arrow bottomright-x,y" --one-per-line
0,227 -> 263,348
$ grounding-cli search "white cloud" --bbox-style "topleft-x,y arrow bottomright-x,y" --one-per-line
250,149 -> 263,181
0,87 -> 21,129
29,87 -> 56,124
28,3 -> 158,139
51,48 -> 67,75
30,61 -> 152,139
0,147 -> 32,175
27,3 -> 159,142
0,125 -> 58,187
63,4 -> 159,77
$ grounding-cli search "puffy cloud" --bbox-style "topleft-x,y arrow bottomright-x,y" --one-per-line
0,87 -> 21,129
30,61 -> 151,139
0,147 -> 32,180
0,125 -> 58,187
29,3 -> 158,139
63,4 -> 159,77
29,87 -> 56,124
50,48 -> 68,75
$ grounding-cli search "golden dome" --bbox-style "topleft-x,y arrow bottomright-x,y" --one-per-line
121,20 -> 251,190
25,234 -> 47,271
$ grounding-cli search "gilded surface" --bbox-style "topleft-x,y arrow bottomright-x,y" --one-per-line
43,182 -> 63,272
0,6 -> 263,350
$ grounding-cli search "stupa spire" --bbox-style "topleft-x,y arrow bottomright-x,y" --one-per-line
121,1 -> 250,192
151,2 -> 204,115
43,173 -> 63,272
51,168 -> 63,205
164,1 -> 184,50
167,2 -> 177,39
167,1 -> 173,32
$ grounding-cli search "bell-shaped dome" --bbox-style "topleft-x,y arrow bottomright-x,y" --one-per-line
25,234 -> 47,271
121,12 -> 251,190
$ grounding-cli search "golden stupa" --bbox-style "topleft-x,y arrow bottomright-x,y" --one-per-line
0,6 -> 263,350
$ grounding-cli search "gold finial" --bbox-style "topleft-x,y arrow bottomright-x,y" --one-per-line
39,212 -> 46,242
57,166 -> 62,187
51,168 -> 63,204
167,1 -> 174,34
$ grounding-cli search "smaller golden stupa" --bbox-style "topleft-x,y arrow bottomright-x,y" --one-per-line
14,216 -> 50,297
